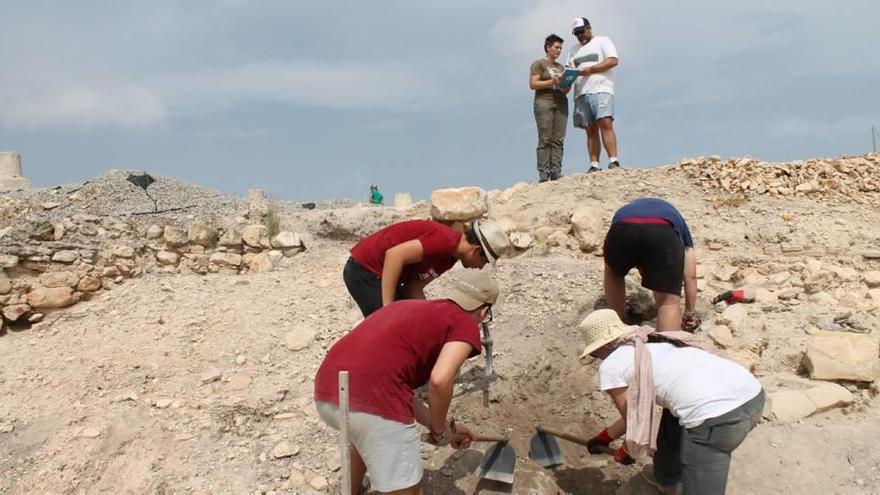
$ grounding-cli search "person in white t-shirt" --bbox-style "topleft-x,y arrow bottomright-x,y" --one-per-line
568,17 -> 620,173
578,309 -> 765,495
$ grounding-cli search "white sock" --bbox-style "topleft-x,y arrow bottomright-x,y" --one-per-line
591,161 -> 600,168
609,156 -> 618,163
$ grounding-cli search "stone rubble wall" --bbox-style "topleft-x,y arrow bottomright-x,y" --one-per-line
0,213 -> 309,327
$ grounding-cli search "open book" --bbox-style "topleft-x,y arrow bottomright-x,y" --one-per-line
553,68 -> 579,90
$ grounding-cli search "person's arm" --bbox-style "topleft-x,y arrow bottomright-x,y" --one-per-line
578,57 -> 618,76
427,341 -> 473,438
401,277 -> 431,300
607,387 -> 628,433
683,247 -> 697,313
529,73 -> 561,90
381,239 -> 424,307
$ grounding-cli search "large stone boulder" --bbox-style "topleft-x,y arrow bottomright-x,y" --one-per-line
163,226 -> 188,246
570,206 -> 606,253
188,222 -> 218,247
39,271 -> 80,288
209,253 -> 242,269
0,271 -> 11,295
271,231 -> 302,250
242,225 -> 269,248
803,331 -> 879,382
430,187 -> 488,221
27,286 -> 78,309
2,303 -> 30,321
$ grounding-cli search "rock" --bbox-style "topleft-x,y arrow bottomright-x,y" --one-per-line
764,390 -> 817,423
30,221 -> 55,241
394,193 -> 413,209
146,224 -> 163,239
509,231 -> 534,250
40,271 -> 80,288
80,428 -> 101,438
249,252 -> 274,273
808,291 -> 837,305
271,231 -> 302,249
0,254 -> 18,269
829,265 -> 859,282
272,441 -> 299,459
242,225 -> 269,248
715,266 -> 739,282
284,326 -> 316,351
27,286 -> 78,309
156,399 -> 173,409
0,272 -> 10,295
803,383 -> 853,412
156,251 -> 180,265
718,304 -> 748,331
113,245 -> 135,259
868,288 -> 880,306
218,228 -> 243,247
769,271 -> 792,286
163,226 -> 188,246
188,222 -> 218,247
803,331 -> 879,382
309,476 -> 329,491
76,275 -> 102,292
429,186 -> 488,221
707,325 -> 735,348
200,366 -> 222,384
28,313 -> 44,323
2,303 -> 30,322
227,375 -> 252,390
0,421 -> 14,433
52,250 -> 80,263
863,271 -> 880,288
209,252 -> 242,269
569,206 -> 605,253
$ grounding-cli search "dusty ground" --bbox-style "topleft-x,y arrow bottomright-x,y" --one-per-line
2,162 -> 880,494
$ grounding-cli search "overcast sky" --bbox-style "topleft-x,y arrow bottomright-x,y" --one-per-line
2,0 -> 878,201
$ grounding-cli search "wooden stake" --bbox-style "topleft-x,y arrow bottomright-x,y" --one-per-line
339,371 -> 351,495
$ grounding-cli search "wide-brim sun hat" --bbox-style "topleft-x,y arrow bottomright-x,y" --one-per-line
473,219 -> 510,265
579,309 -> 629,358
445,268 -> 500,311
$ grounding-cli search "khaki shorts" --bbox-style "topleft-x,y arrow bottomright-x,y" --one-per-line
316,401 -> 422,492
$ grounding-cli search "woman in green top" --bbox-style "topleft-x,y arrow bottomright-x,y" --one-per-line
529,34 -> 571,183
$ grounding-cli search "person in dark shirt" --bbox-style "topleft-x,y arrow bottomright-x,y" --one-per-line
603,198 -> 699,331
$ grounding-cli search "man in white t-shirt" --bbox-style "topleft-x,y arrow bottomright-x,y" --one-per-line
568,17 -> 620,173
579,309 -> 765,494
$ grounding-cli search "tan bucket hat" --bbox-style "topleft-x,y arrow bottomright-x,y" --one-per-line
473,219 -> 510,265
445,268 -> 499,311
579,309 -> 630,358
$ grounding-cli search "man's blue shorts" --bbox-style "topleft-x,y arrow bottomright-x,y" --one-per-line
573,92 -> 614,128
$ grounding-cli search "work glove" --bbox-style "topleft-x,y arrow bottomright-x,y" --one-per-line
681,310 -> 702,333
614,445 -> 635,465
586,428 -> 614,454
712,288 -> 755,305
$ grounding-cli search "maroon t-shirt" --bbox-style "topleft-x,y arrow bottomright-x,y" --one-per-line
349,220 -> 462,283
314,299 -> 482,424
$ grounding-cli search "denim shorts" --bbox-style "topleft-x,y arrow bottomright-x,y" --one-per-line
573,92 -> 614,128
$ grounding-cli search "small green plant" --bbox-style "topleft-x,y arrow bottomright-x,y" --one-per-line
264,200 -> 281,238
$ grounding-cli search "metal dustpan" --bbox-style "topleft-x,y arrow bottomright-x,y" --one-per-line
529,430 -> 564,468
477,439 -> 516,485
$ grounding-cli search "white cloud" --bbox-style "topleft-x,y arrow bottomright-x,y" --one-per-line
1,86 -> 167,129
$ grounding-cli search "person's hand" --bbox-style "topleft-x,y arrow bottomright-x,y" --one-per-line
578,67 -> 593,76
614,445 -> 635,465
586,428 -> 614,454
682,310 -> 702,333
450,424 -> 474,450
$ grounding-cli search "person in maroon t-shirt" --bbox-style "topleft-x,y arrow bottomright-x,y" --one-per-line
315,269 -> 499,494
344,218 -> 510,317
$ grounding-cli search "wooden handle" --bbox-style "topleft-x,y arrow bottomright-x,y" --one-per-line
471,433 -> 508,443
535,424 -> 589,446
535,424 -> 616,455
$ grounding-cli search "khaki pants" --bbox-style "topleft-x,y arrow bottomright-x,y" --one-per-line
534,96 -> 568,182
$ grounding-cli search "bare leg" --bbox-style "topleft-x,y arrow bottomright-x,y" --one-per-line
597,117 -> 618,159
350,447 -> 367,495
604,264 -> 627,322
586,124 -> 601,163
654,291 -> 682,332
